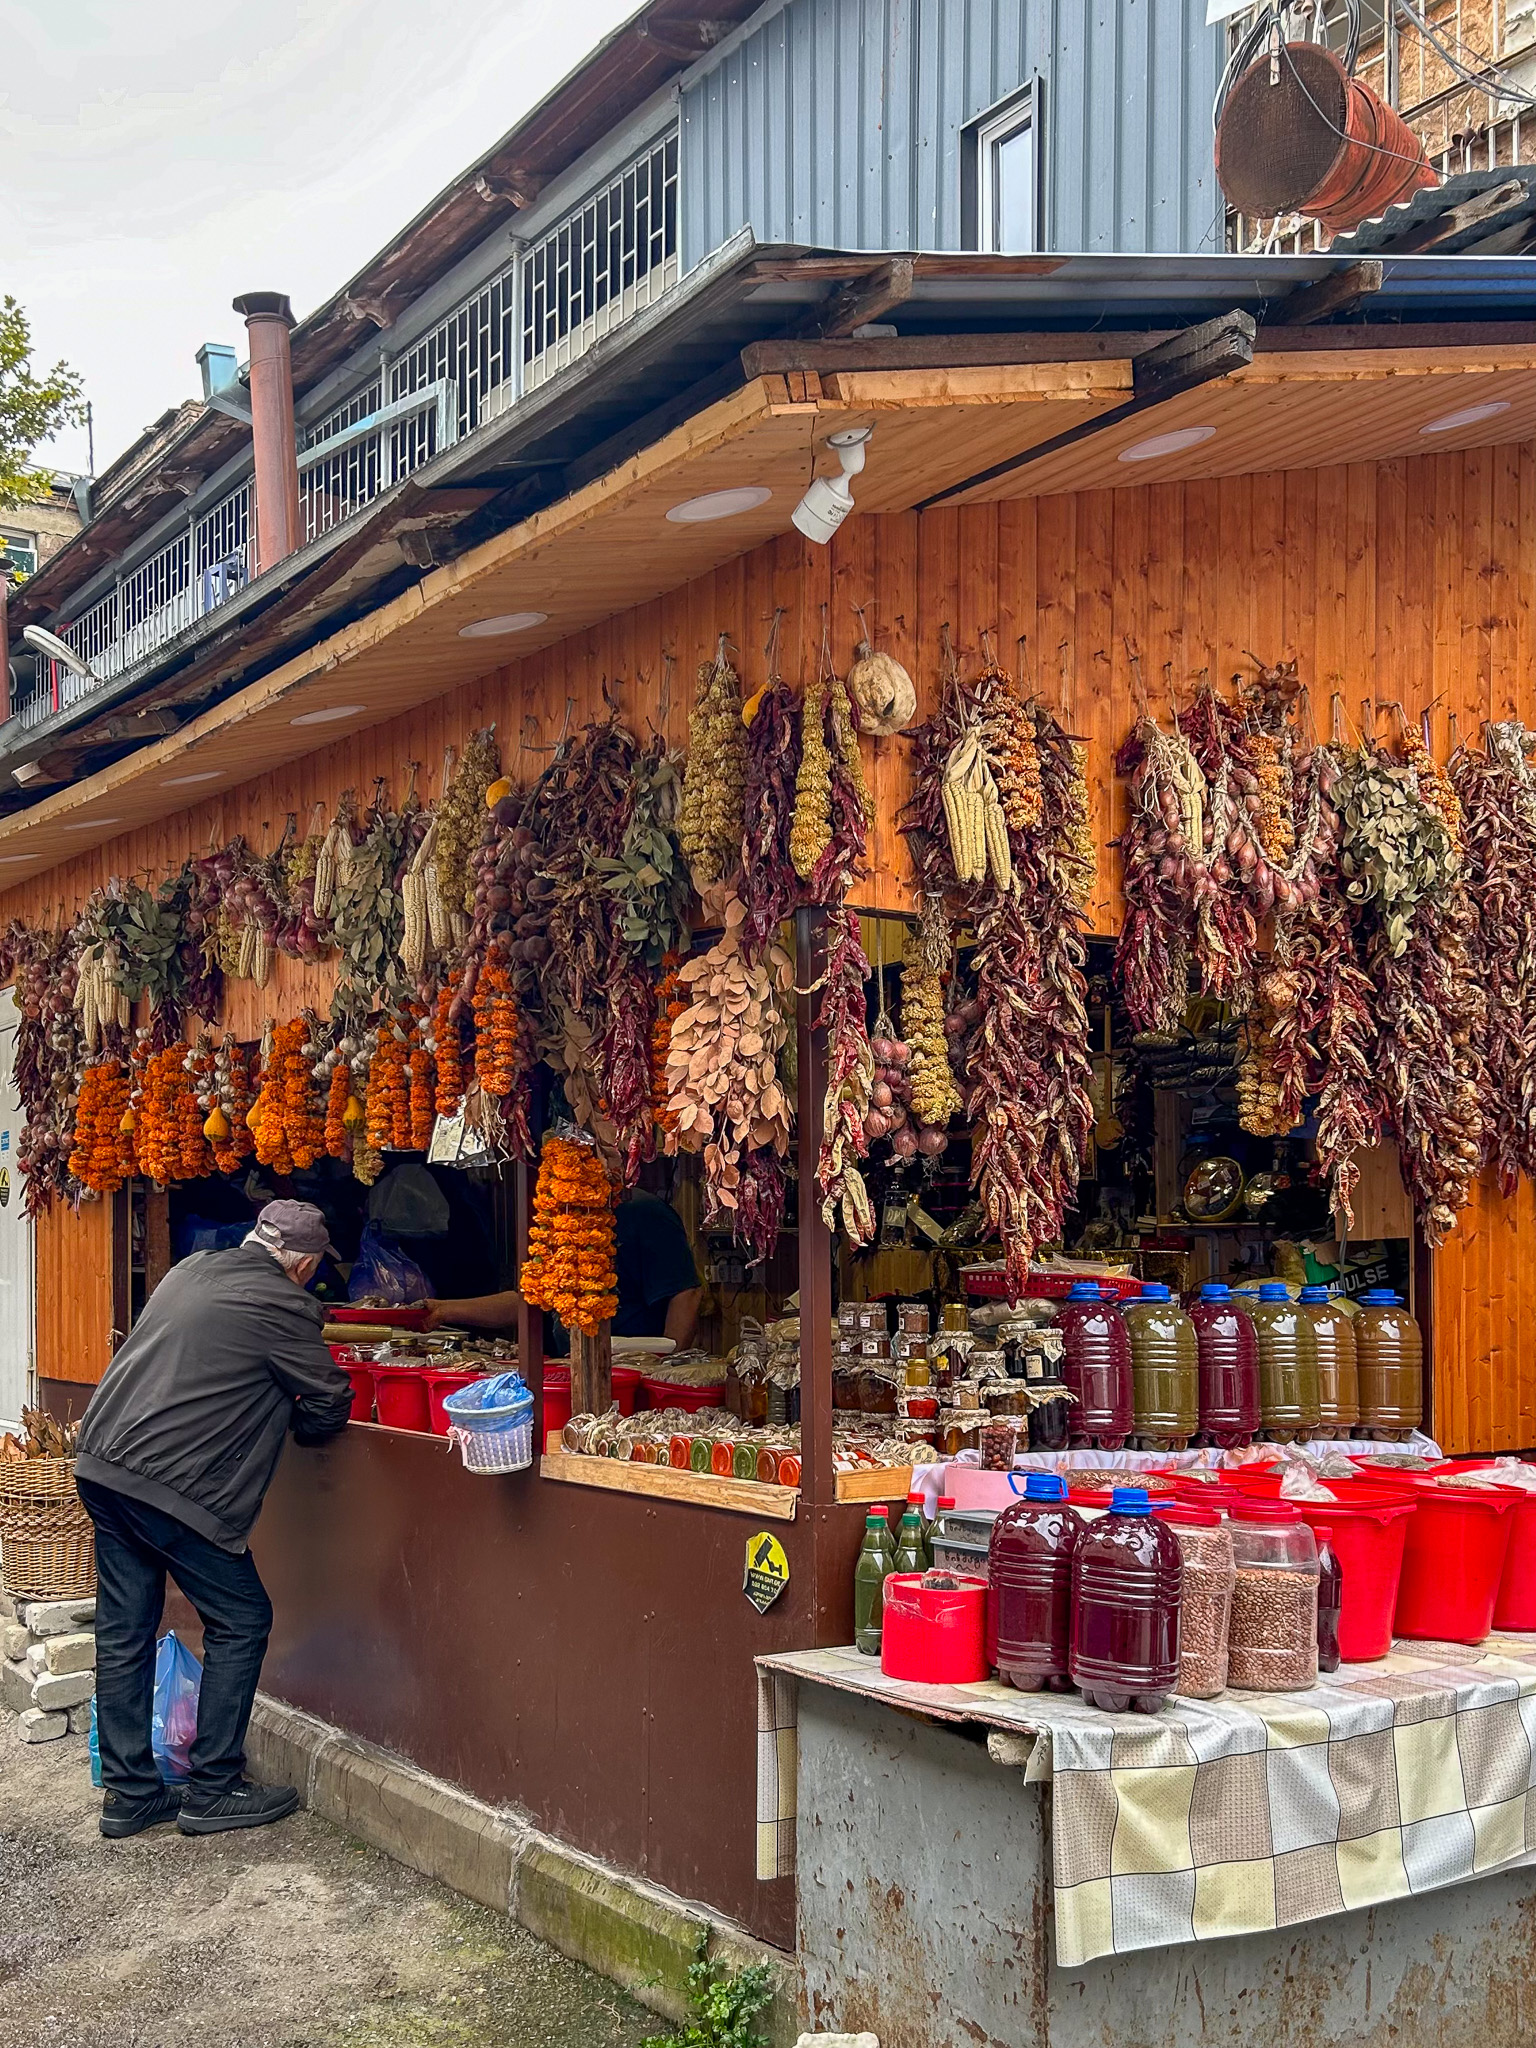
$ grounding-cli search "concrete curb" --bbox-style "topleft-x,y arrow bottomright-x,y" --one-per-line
246,1693 -> 798,2044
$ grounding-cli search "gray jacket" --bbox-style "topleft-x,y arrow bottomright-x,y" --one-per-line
76,1243 -> 354,1552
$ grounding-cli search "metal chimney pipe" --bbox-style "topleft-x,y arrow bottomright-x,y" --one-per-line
232,292 -> 301,574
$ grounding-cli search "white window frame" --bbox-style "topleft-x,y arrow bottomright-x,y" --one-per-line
0,532 -> 38,580
963,80 -> 1044,253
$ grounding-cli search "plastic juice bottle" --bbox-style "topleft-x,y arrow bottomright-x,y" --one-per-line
988,1473 -> 1082,1692
1069,1485 -> 1184,1712
910,1492 -> 938,1570
1250,1282 -> 1321,1442
1056,1282 -> 1133,1450
895,1502 -> 928,1578
1315,1523 -> 1343,1675
1354,1290 -> 1424,1440
854,1511 -> 895,1655
1300,1286 -> 1360,1438
1190,1282 -> 1261,1447
1124,1282 -> 1199,1449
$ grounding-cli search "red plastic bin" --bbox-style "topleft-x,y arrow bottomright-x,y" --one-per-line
544,1367 -> 572,1441
880,1571 -> 989,1683
1389,1475 -> 1520,1643
1300,1480 -> 1417,1661
371,1365 -> 431,1433
424,1368 -> 482,1437
641,1378 -> 726,1414
611,1365 -> 641,1416
1433,1460 -> 1536,1631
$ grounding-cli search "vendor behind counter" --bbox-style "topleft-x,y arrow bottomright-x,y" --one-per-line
427,1188 -> 701,1352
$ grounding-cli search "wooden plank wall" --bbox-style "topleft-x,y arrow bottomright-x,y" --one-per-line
5,442 -> 1533,1443
35,1195 -> 114,1385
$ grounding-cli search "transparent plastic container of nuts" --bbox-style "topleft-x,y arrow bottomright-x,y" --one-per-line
1226,1500 -> 1319,1691
1155,1502 -> 1235,1699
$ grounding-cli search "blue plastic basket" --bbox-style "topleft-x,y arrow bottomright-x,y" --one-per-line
443,1371 -> 535,1475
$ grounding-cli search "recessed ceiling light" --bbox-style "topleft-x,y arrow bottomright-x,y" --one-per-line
290,703 -> 367,727
1420,399 -> 1512,436
1118,425 -> 1218,464
457,611 -> 548,638
665,486 -> 773,524
162,770 -> 222,786
64,818 -> 121,829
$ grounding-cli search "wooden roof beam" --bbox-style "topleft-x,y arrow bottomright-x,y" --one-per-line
1269,259 -> 1383,328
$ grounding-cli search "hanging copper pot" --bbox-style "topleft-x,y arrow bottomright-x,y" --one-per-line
1216,42 -> 1437,233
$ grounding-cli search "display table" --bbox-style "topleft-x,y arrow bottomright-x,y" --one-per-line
758,1639 -> 1536,2046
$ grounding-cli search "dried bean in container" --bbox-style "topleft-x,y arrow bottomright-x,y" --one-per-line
1227,1568 -> 1318,1690
1167,1523 -> 1235,1700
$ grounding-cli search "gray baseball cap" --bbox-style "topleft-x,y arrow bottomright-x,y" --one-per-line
252,1199 -> 338,1260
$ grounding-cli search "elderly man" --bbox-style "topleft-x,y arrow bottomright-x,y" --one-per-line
75,1200 -> 354,1840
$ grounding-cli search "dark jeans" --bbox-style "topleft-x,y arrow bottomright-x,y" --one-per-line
78,1478 -> 273,1802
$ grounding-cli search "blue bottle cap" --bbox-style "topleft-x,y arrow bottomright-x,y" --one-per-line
1199,1282 -> 1231,1299
1259,1283 -> 1291,1300
1024,1472 -> 1067,1501
1299,1286 -> 1330,1303
1066,1281 -> 1103,1300
1110,1486 -> 1151,1515
1358,1289 -> 1398,1305
1139,1282 -> 1171,1300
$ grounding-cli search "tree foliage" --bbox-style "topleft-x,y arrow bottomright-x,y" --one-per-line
0,296 -> 85,511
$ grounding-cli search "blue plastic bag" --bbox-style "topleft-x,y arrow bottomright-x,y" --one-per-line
347,1221 -> 433,1306
152,1630 -> 203,1783
88,1693 -> 101,1787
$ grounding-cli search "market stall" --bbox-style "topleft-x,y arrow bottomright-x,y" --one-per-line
7,353 -> 1536,1976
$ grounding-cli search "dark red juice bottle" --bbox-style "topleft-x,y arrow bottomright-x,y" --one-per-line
1190,1282 -> 1260,1447
1056,1282 -> 1133,1450
1315,1523 -> 1343,1675
1069,1485 -> 1183,1713
988,1472 -> 1082,1692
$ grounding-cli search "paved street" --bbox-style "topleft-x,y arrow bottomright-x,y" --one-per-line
0,1717 -> 655,2048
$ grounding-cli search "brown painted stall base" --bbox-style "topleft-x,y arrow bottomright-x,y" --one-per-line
249,1424 -> 868,1947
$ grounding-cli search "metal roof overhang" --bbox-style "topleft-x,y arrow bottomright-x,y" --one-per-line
3,240 -> 1532,831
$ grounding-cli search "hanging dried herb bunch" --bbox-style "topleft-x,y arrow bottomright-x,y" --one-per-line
678,638 -> 747,892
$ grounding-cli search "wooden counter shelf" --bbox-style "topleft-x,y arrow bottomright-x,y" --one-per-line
834,1465 -> 916,1504
540,1451 -> 800,1520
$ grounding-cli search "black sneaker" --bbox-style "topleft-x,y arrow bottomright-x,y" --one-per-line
177,1781 -> 300,1835
100,1785 -> 185,1838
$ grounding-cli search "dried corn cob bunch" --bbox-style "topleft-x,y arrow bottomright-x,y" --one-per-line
678,639 -> 747,892
791,671 -> 832,879
1063,737 -> 1097,910
987,676 -> 1044,833
1245,728 -> 1295,866
941,726 -> 1011,889
73,942 -> 130,1052
901,948 -> 963,1128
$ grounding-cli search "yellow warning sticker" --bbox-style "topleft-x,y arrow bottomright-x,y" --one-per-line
744,1531 -> 790,1615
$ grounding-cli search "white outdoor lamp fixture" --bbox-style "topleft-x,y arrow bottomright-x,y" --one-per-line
792,427 -> 873,545
22,624 -> 96,683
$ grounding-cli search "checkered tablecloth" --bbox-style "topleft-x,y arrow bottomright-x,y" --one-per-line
757,1636 -> 1536,1967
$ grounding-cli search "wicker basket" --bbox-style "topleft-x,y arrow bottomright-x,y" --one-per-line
0,1456 -> 97,1601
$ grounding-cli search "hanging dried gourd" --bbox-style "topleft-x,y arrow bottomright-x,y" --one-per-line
846,605 -> 916,736
678,638 -> 747,892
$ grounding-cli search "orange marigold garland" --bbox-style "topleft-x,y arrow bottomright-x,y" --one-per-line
248,1017 -> 325,1173
472,954 -> 520,1099
136,1041 -> 193,1186
432,986 -> 464,1116
409,1043 -> 434,1152
208,1039 -> 256,1176
365,1024 -> 410,1154
177,1040 -> 215,1179
325,1063 -> 353,1161
68,1060 -> 134,1194
519,1132 -> 619,1337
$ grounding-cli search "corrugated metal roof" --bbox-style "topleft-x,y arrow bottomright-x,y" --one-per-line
1328,167 -> 1536,255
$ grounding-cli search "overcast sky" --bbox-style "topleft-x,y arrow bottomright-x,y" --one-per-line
5,0 -> 638,477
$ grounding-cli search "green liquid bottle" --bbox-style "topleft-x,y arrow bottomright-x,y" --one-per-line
907,1491 -> 934,1571
854,1510 -> 895,1655
895,1503 -> 927,1579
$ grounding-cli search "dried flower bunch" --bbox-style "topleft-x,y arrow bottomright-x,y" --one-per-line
520,1133 -> 618,1336
678,639 -> 747,892
663,886 -> 793,1245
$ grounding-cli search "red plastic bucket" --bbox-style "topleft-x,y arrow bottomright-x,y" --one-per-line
544,1368 -> 572,1441
371,1365 -> 431,1433
881,1572 -> 989,1682
641,1378 -> 726,1413
611,1365 -> 642,1417
424,1368 -> 482,1437
1298,1482 -> 1417,1660
1432,1461 -> 1536,1631
1391,1477 -> 1520,1643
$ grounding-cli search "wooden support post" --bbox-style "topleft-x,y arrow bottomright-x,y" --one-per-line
796,907 -> 834,1510
513,1158 -> 545,1447
143,1187 -> 171,1301
570,1325 -> 612,1420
